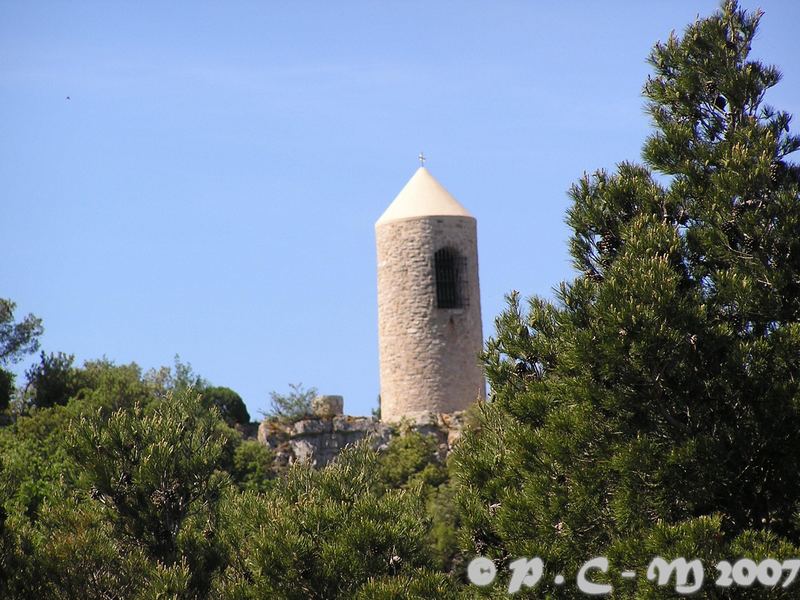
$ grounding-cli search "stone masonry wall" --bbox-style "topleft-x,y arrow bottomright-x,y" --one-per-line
376,215 -> 485,422
257,411 -> 467,468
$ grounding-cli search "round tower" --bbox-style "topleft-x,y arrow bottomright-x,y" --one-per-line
376,166 -> 485,423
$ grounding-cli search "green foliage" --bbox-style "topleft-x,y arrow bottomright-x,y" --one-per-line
24,351 -> 78,409
229,439 -> 273,493
377,429 -> 446,489
373,395 -> 381,419
68,389 -> 228,565
426,478 -> 461,573
266,382 -> 316,422
15,501 -> 151,599
605,515 -> 800,599
202,386 -> 250,425
0,352 -> 459,598
0,363 -> 166,599
212,442 -> 448,599
71,359 -> 159,412
353,570 -> 458,599
0,298 -> 43,366
376,431 -> 460,572
0,400 -> 83,519
0,298 -> 43,414
137,559 -> 195,600
455,2 -> 800,597
0,368 -> 13,412
2,356 -> 163,523
168,354 -> 209,392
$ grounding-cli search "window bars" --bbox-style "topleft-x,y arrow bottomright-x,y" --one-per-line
434,247 -> 468,309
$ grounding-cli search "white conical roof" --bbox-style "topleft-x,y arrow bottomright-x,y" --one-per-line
376,167 -> 473,225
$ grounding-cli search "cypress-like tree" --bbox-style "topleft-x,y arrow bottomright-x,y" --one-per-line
454,2 -> 800,597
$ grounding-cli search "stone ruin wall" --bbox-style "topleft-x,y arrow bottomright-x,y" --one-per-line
257,395 -> 467,468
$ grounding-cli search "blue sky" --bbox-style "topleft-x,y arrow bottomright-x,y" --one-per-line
3,1 -> 799,418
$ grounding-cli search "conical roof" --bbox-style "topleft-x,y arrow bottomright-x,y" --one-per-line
376,167 -> 473,225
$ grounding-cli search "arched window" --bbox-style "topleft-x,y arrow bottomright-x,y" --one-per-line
434,247 -> 467,309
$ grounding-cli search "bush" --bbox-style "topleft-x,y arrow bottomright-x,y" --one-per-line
230,440 -> 273,493
202,386 -> 250,426
24,352 -> 78,409
265,382 -> 316,422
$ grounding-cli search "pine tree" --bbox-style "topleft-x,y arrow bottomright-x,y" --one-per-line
454,2 -> 800,597
68,388 -> 230,596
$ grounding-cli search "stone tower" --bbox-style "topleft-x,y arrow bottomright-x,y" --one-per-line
376,166 -> 485,423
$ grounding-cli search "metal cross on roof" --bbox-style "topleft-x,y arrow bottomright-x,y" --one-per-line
418,152 -> 426,167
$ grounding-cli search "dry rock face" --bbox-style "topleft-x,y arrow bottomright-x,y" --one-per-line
257,411 -> 467,468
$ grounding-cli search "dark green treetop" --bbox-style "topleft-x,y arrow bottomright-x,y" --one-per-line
201,386 -> 250,426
